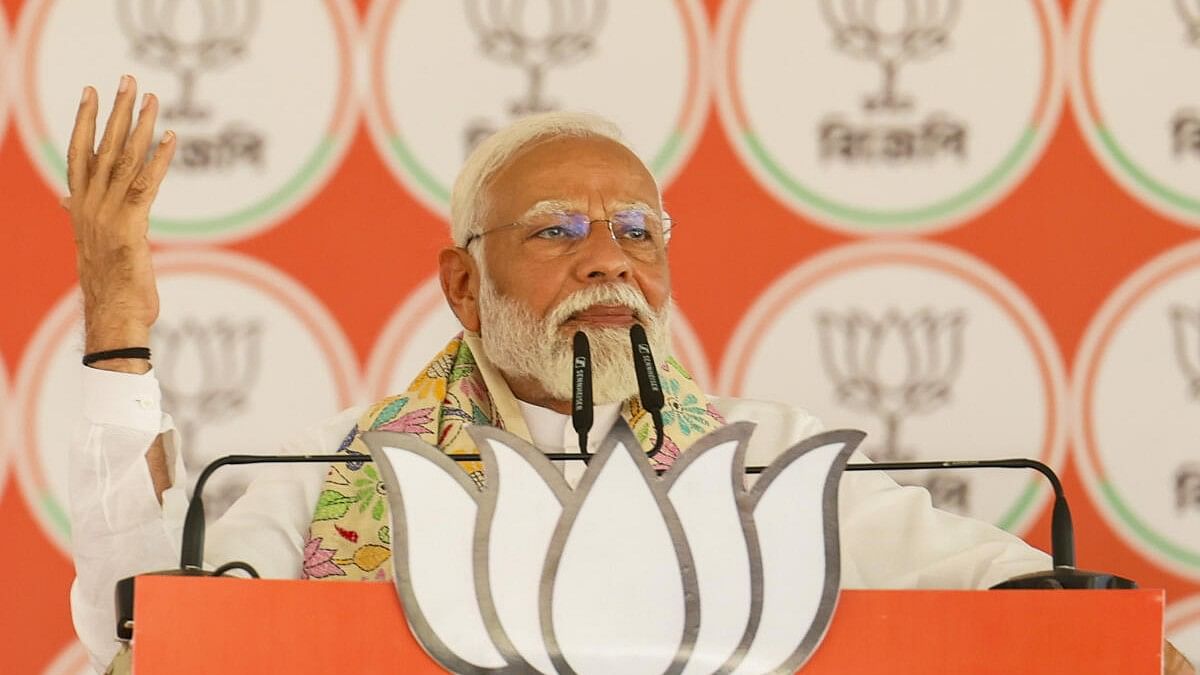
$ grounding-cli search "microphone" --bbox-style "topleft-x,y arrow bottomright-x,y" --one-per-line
182,455 -> 1118,584
116,453 -> 375,639
792,457 -> 1135,590
117,439 -> 1130,639
117,448 -> 621,639
629,323 -> 665,455
571,331 -> 593,456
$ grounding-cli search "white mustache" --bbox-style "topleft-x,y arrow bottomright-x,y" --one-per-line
548,284 -> 655,328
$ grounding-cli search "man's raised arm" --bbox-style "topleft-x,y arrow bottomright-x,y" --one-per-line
66,75 -> 175,500
65,76 -> 185,672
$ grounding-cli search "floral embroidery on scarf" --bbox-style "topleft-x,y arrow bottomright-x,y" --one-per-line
305,334 -> 723,581
302,537 -> 345,579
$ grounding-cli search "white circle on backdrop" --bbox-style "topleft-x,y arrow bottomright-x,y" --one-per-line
362,0 -> 711,218
719,240 -> 1067,534
365,275 -> 714,399
41,640 -> 91,675
13,0 -> 359,241
714,0 -> 1065,234
1167,594 -> 1200,669
14,249 -> 363,554
1070,0 -> 1200,225
1072,240 -> 1200,580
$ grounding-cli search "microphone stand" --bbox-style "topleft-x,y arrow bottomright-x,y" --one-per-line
116,450 -> 609,640
118,447 -> 1133,640
117,358 -> 1132,641
820,458 -> 1135,590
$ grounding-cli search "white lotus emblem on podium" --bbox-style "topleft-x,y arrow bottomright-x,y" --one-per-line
364,422 -> 862,674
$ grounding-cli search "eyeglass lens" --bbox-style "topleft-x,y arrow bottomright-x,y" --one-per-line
522,210 -> 669,260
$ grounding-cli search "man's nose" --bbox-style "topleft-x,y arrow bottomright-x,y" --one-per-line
574,219 -> 632,282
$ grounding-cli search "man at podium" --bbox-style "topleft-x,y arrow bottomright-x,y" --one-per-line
62,78 -> 1193,674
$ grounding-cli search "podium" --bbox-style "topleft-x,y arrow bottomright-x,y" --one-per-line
131,576 -> 1163,673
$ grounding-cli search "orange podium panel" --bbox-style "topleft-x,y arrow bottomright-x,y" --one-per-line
132,576 -> 1163,674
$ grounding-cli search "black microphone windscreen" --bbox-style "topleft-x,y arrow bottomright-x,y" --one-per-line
572,331 -> 593,435
629,324 -> 664,412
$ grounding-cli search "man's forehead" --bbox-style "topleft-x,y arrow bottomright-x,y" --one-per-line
500,136 -> 654,184
485,135 -> 661,220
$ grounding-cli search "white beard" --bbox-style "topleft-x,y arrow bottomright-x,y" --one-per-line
478,275 -> 672,404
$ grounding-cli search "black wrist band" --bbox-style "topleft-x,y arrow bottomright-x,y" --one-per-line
82,347 -> 152,365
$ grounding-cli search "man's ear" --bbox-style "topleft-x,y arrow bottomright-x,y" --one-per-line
439,247 -> 481,332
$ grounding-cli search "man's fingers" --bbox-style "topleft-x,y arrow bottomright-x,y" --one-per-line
124,130 -> 176,215
105,93 -> 159,206
90,75 -> 137,193
66,86 -> 97,198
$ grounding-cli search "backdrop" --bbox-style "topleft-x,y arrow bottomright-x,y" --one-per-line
1,0 -> 1199,671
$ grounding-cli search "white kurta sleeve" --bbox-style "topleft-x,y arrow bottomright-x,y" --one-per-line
711,395 -> 1051,590
194,405 -> 364,580
834,464 -> 1052,589
70,366 -> 181,672
69,365 -> 359,672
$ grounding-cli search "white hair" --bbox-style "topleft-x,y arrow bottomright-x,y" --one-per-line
448,111 -> 658,247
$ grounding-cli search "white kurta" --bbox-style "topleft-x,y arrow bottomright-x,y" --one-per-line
68,363 -> 1050,672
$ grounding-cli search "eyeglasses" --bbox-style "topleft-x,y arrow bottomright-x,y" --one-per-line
462,209 -> 674,262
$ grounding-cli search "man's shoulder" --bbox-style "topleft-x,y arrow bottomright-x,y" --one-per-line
705,394 -> 826,465
285,404 -> 369,454
707,394 -> 819,424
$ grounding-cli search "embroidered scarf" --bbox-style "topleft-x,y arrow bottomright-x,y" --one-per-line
302,333 -> 725,581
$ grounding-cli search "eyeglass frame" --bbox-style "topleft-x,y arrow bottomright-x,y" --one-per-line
460,208 -> 675,256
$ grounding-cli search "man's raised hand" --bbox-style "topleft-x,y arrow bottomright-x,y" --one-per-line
65,75 -> 175,373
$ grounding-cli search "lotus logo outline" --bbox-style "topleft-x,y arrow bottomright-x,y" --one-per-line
816,307 -> 966,462
819,0 -> 961,112
464,0 -> 608,117
363,421 -> 862,674
1177,0 -> 1200,47
154,316 -> 264,451
116,0 -> 261,120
